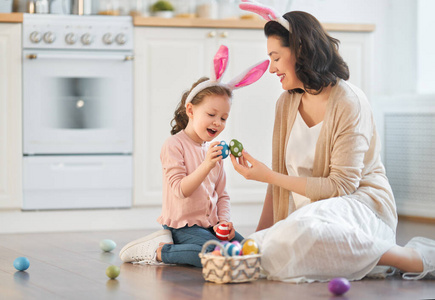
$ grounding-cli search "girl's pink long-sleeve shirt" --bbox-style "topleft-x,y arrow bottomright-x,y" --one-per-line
157,130 -> 231,229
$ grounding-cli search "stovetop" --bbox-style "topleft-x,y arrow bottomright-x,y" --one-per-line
22,14 -> 133,51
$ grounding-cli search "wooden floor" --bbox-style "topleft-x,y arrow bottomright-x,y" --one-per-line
1,218 -> 435,300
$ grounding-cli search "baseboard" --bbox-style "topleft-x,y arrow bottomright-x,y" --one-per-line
398,214 -> 435,224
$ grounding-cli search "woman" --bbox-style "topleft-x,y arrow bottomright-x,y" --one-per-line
231,6 -> 435,283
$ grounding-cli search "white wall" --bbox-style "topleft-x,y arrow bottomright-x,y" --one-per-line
417,0 -> 435,94
289,0 -> 418,97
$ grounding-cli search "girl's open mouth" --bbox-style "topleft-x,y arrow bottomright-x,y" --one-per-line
207,129 -> 217,136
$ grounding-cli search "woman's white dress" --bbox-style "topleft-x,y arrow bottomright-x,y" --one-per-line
249,111 -> 396,283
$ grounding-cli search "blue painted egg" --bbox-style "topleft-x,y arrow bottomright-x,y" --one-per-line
224,241 -> 241,256
219,141 -> 230,159
100,239 -> 117,252
14,257 -> 30,271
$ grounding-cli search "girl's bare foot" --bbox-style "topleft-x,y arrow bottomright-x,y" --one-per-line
156,242 -> 173,262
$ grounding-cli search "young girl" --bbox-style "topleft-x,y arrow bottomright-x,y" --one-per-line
119,45 -> 269,267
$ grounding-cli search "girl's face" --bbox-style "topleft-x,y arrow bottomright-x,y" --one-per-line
267,36 -> 303,91
185,94 -> 231,144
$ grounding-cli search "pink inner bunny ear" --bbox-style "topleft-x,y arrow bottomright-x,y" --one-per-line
231,60 -> 269,89
213,45 -> 229,81
239,3 -> 278,21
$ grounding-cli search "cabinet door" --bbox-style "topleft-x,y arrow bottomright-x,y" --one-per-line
134,27 -> 211,205
329,31 -> 373,98
0,24 -> 22,209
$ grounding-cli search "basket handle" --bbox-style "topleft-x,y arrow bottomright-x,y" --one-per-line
200,240 -> 231,258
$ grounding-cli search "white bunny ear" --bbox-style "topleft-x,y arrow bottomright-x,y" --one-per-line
239,0 -> 291,32
211,45 -> 229,82
227,60 -> 269,90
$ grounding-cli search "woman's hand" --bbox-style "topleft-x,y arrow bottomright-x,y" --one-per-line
230,150 -> 272,183
203,141 -> 223,171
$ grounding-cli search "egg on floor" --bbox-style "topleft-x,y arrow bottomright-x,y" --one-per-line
13,257 -> 30,271
100,239 -> 117,252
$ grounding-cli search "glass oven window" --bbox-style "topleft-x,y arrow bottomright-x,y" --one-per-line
45,77 -> 115,129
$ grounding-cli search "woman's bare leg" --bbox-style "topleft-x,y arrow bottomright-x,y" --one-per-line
378,245 -> 423,272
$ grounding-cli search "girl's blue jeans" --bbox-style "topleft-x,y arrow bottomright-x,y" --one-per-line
161,224 -> 244,268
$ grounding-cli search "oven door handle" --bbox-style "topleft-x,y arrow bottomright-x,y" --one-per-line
25,53 -> 134,61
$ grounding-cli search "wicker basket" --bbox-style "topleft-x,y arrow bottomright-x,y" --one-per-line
198,240 -> 261,284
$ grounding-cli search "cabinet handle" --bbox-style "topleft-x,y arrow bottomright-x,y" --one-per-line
208,31 -> 217,38
26,54 -> 38,59
220,31 -> 228,38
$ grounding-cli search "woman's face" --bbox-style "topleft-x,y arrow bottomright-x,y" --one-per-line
267,36 -> 303,91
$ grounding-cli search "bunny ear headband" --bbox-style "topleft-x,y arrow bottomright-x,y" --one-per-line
185,45 -> 270,106
239,0 -> 291,33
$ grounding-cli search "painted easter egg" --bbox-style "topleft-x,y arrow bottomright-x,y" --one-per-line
229,139 -> 243,157
216,224 -> 230,241
224,241 -> 241,256
242,239 -> 259,255
100,239 -> 117,252
328,277 -> 351,295
13,257 -> 30,271
219,141 -> 230,159
106,265 -> 120,279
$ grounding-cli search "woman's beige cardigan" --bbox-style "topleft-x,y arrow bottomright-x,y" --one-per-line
270,79 -> 398,230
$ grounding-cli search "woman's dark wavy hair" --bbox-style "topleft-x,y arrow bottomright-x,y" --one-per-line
170,77 -> 232,135
265,11 -> 349,94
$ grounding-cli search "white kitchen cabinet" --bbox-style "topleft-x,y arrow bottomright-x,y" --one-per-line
0,23 -> 22,209
331,31 -> 373,98
133,26 -> 373,206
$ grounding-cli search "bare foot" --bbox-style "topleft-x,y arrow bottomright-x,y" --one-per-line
156,242 -> 173,262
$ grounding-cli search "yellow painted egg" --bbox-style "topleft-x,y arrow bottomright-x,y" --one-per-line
242,239 -> 259,255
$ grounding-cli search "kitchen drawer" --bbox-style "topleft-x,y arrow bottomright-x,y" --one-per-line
23,155 -> 132,210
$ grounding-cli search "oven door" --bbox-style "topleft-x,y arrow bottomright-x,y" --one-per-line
23,50 -> 133,155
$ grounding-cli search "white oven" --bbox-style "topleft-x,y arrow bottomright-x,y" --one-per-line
22,14 -> 134,210
23,50 -> 133,155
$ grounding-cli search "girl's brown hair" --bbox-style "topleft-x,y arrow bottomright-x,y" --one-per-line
170,77 -> 232,135
265,11 -> 349,94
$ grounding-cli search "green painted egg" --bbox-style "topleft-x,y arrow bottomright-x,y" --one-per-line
106,265 -> 120,279
229,139 -> 244,157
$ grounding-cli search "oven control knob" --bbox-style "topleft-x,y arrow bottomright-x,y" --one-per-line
81,33 -> 94,45
29,31 -> 42,43
102,33 -> 113,45
43,31 -> 56,44
115,33 -> 128,45
65,33 -> 78,45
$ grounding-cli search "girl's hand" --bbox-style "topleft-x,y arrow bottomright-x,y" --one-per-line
230,150 -> 272,183
203,141 -> 223,171
213,222 -> 235,241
